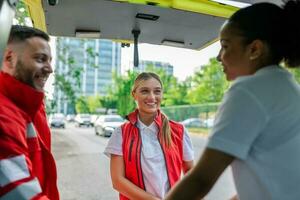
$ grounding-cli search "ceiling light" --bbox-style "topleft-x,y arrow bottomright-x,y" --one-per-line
162,39 -> 185,48
136,13 -> 159,21
75,30 -> 101,38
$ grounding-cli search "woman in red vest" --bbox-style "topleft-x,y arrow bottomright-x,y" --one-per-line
104,72 -> 194,200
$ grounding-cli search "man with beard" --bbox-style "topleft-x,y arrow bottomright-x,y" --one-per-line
0,25 -> 59,199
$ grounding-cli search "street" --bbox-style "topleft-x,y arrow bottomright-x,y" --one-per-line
51,123 -> 236,200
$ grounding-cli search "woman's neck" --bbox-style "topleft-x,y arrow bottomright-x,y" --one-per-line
138,111 -> 156,126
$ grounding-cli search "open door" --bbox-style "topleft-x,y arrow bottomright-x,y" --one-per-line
0,0 -> 17,65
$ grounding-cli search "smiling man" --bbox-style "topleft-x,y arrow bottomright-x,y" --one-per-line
0,25 -> 59,200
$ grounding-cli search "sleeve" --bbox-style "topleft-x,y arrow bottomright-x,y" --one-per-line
104,126 -> 123,157
207,86 -> 269,160
182,126 -> 194,161
0,117 -> 47,199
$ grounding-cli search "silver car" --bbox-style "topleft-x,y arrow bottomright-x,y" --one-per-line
94,115 -> 124,137
49,113 -> 65,128
75,114 -> 92,127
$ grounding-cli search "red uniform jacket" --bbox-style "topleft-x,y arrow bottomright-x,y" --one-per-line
120,109 -> 184,200
0,72 -> 59,200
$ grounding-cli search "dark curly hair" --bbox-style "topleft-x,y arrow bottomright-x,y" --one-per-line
228,0 -> 300,68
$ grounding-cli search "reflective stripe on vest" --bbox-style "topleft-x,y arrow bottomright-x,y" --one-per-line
0,178 -> 42,200
0,155 -> 30,187
27,123 -> 37,138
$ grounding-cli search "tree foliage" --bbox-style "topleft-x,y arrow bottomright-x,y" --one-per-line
163,79 -> 191,106
187,58 -> 228,104
75,96 -> 90,113
99,95 -> 117,112
54,37 -> 84,112
289,68 -> 300,84
15,1 -> 30,26
112,70 -> 138,116
87,96 -> 102,113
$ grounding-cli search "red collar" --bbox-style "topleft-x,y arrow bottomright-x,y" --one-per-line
126,109 -> 163,127
0,71 -> 44,118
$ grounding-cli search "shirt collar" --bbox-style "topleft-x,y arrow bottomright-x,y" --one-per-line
234,65 -> 284,85
137,116 -> 158,133
254,65 -> 281,76
126,108 -> 163,128
0,71 -> 44,119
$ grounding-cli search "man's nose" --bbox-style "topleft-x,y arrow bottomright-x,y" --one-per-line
45,61 -> 53,73
216,52 -> 221,62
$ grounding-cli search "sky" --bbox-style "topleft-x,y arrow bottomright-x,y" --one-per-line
122,42 -> 221,81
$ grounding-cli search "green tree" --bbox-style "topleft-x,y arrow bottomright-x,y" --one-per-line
187,58 -> 228,104
15,1 -> 30,26
87,95 -> 102,113
99,95 -> 117,111
75,96 -> 90,113
86,46 -> 100,68
45,99 -> 56,115
54,37 -> 85,112
111,70 -> 138,116
289,68 -> 300,84
164,77 -> 191,106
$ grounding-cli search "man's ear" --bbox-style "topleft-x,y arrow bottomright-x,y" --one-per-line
248,39 -> 264,61
2,48 -> 17,74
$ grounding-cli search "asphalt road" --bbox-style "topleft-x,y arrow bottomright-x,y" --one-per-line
51,123 -> 236,200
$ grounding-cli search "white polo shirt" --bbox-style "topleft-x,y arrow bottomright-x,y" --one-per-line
208,65 -> 300,200
104,117 -> 194,199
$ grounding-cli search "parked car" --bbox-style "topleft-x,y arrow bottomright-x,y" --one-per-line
91,114 -> 100,127
203,118 -> 214,128
95,115 -> 124,137
66,114 -> 75,122
107,108 -> 118,115
181,118 -> 204,128
49,113 -> 65,128
75,114 -> 92,127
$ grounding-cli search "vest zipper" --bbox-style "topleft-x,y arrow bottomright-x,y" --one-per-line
137,128 -> 146,190
128,136 -> 134,161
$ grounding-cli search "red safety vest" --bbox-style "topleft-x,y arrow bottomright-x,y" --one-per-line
120,109 -> 184,200
0,72 -> 59,200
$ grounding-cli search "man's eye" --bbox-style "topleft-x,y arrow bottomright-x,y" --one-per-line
221,44 -> 228,49
36,57 -> 45,63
